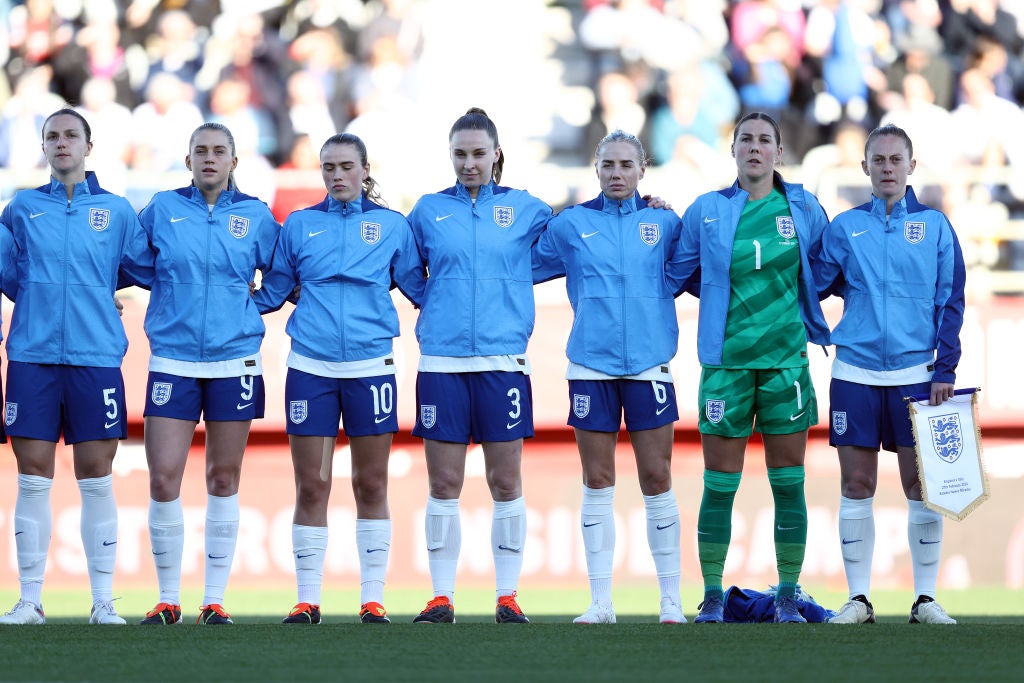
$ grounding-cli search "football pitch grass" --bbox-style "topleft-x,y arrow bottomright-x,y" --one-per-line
1,587 -> 1023,682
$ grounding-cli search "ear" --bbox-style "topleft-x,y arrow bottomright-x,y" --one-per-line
85,140 -> 93,157
861,159 -> 869,176
230,156 -> 239,172
908,158 -> 916,175
186,155 -> 193,171
638,163 -> 646,181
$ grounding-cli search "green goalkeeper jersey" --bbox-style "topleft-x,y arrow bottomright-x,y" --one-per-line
717,187 -> 807,369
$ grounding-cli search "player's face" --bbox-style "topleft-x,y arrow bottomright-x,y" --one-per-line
450,129 -> 499,195
186,129 -> 237,194
596,140 -> 645,201
42,114 -> 91,180
862,134 -> 915,204
731,119 -> 781,184
321,142 -> 368,203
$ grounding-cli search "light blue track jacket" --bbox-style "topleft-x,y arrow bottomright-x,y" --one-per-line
408,182 -> 551,356
254,194 -> 425,361
532,191 -> 683,375
0,172 -> 154,367
138,185 -> 280,362
672,176 -> 831,366
814,187 -> 966,383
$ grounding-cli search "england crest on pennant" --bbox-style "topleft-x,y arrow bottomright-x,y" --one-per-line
361,221 -> 381,244
493,206 -> 514,228
832,410 -> 848,435
776,216 -> 796,239
573,394 -> 591,419
228,215 -> 249,238
928,413 -> 963,463
289,400 -> 308,424
639,222 -> 660,246
905,221 -> 925,244
88,208 -> 110,231
420,404 -> 437,429
4,402 -> 16,426
705,399 -> 725,424
151,382 -> 173,406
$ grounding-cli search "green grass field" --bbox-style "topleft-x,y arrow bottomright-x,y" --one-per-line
1,587 -> 1023,682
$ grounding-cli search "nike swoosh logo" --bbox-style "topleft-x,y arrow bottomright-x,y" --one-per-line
852,230 -> 869,237
497,545 -> 521,553
435,214 -> 453,222
841,538 -> 861,545
697,530 -> 711,536
29,211 -> 47,219
237,403 -> 253,410
581,231 -> 599,238
365,548 -> 387,553
789,412 -> 805,421
655,405 -> 670,416
296,553 -> 316,558
506,420 -> 521,429
170,217 -> 188,223
919,539 -> 941,545
308,230 -> 327,237
102,540 -> 117,546
777,525 -> 798,531
105,420 -> 120,429
208,554 -> 228,559
703,217 -> 719,224
374,415 -> 391,424
582,522 -> 600,528
656,522 -> 677,530
152,550 -> 168,555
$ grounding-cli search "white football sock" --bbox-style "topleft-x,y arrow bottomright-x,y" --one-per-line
293,524 -> 328,605
424,496 -> 460,600
838,495 -> 875,599
581,485 -> 615,604
203,493 -> 239,606
149,498 -> 185,605
78,475 -> 117,603
14,474 -> 52,606
356,518 -> 391,605
643,489 -> 681,604
492,497 -> 526,599
908,499 -> 943,599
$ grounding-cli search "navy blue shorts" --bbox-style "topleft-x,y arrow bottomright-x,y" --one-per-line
829,378 -> 931,452
285,368 -> 397,437
5,361 -> 127,444
567,378 -> 678,432
412,371 -> 533,444
144,371 -> 265,422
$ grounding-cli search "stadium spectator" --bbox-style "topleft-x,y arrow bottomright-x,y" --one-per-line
129,72 -> 203,172
74,77 -> 133,195
270,133 -> 326,223
885,25 -> 954,111
531,129 -> 685,625
136,122 -> 280,627
3,0 -> 73,86
815,124 -> 966,625
286,26 -> 355,134
140,10 -> 206,104
51,14 -> 137,111
406,108 -> 551,625
253,132 -> 424,626
670,112 -> 831,624
0,108 -> 153,626
0,65 -> 61,173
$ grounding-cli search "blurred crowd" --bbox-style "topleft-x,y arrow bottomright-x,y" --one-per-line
1,0 -> 1023,270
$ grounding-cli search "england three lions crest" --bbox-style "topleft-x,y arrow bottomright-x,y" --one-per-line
493,206 -> 514,228
361,221 -> 381,244
776,216 -> 796,240
905,221 -> 925,244
705,399 -> 725,424
151,382 -> 173,406
289,400 -> 308,424
929,413 -> 964,463
639,223 -> 660,246
4,402 -> 16,426
89,208 -> 110,231
832,410 -> 848,436
228,215 -> 249,238
420,404 -> 437,429
573,394 -> 591,419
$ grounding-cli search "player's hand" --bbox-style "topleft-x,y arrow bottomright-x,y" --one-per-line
248,281 -> 257,296
114,295 -> 123,317
930,382 -> 954,405
642,194 -> 673,211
